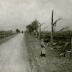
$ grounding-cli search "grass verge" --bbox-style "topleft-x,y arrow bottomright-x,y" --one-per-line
25,32 -> 72,72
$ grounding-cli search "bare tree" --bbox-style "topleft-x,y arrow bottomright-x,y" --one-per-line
53,18 -> 62,32
59,27 -> 69,31
53,18 -> 62,26
51,10 -> 54,46
51,10 -> 62,46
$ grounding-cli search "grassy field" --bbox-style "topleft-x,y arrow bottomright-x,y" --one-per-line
40,31 -> 72,42
0,30 -> 15,40
0,31 -> 17,45
33,31 -> 72,53
25,32 -> 72,72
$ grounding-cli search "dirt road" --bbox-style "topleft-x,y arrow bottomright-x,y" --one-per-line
0,33 -> 31,72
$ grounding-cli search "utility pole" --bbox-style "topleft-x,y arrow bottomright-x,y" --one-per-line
51,10 -> 54,46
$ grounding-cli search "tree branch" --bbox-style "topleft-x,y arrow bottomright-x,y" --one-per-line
53,18 -> 62,26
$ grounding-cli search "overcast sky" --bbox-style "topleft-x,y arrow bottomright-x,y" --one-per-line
0,0 -> 72,31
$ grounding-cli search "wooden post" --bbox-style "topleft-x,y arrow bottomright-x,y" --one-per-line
65,38 -> 72,59
51,10 -> 54,46
70,38 -> 72,59
66,50 -> 72,59
71,38 -> 72,51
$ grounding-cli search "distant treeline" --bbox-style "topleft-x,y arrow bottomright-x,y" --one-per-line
0,30 -> 15,39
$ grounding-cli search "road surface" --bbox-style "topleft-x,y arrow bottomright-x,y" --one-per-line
0,33 -> 31,72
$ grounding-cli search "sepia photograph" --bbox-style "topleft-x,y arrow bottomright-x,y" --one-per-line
0,0 -> 72,72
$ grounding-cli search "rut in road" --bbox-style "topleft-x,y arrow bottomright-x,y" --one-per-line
0,33 -> 31,72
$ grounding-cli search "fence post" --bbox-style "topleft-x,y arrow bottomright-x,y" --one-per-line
71,38 -> 72,51
66,38 -> 72,59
